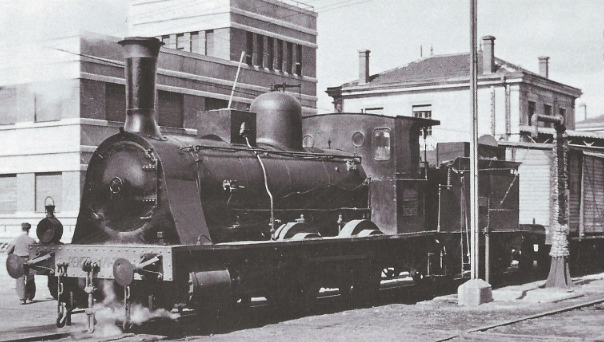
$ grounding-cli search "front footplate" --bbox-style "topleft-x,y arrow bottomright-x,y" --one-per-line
30,245 -> 175,282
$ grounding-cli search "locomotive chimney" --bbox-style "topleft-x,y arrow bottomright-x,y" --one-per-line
118,37 -> 163,138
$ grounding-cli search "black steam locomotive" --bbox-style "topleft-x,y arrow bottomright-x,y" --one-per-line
8,37 -> 540,331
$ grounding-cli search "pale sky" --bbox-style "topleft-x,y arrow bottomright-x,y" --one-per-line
1,0 -> 602,119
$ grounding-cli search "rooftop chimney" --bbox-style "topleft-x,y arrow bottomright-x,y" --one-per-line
358,49 -> 370,84
482,36 -> 495,74
579,103 -> 587,121
539,56 -> 550,78
118,37 -> 163,138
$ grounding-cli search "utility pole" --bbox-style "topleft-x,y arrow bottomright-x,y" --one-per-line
469,0 -> 479,282
458,0 -> 493,306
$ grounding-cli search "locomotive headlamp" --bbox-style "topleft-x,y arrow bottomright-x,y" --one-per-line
36,196 -> 64,244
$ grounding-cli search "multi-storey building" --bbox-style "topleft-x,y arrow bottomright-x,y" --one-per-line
327,36 -> 582,161
0,0 -> 317,243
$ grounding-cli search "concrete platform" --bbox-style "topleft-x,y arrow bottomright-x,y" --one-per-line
491,282 -> 582,303
430,274 -> 594,306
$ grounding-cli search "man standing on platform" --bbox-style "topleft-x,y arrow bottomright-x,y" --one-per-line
7,223 -> 36,304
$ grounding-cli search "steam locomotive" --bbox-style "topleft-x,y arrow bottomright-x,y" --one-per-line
8,37 -> 539,331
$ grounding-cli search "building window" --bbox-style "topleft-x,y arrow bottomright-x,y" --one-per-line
0,175 -> 17,214
190,32 -> 199,53
205,30 -> 215,56
176,33 -> 186,51
285,42 -> 293,73
158,91 -> 184,128
246,32 -> 254,65
266,37 -> 274,70
105,83 -> 126,122
544,104 -> 552,116
373,128 -> 391,161
0,87 -> 17,125
295,44 -> 302,76
528,101 -> 536,125
256,34 -> 264,67
559,107 -> 566,121
161,35 -> 170,48
413,104 -> 432,136
275,40 -> 283,71
543,104 -> 552,127
36,172 -> 61,212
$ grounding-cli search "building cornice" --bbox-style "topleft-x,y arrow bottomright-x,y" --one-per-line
230,7 -> 317,36
520,74 -> 582,98
231,22 -> 317,48
257,0 -> 317,16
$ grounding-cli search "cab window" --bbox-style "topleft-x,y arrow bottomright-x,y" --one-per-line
373,128 -> 391,161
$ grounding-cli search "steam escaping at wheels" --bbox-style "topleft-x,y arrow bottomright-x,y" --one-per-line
89,281 -> 180,336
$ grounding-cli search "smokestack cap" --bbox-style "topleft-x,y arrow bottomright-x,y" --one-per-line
118,37 -> 163,58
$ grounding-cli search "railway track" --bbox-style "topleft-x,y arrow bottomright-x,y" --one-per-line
437,297 -> 604,342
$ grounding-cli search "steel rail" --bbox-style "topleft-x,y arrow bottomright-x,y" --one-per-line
435,296 -> 604,342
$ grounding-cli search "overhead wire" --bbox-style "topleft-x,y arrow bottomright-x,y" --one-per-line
44,45 -> 268,98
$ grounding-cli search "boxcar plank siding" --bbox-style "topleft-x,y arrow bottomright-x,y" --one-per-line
582,154 -> 604,233
513,148 -> 552,228
568,151 -> 581,233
